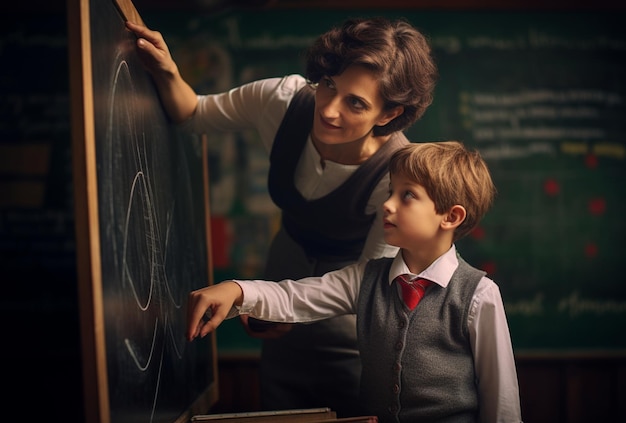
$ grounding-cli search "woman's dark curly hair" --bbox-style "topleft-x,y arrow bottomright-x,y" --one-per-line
305,17 -> 438,136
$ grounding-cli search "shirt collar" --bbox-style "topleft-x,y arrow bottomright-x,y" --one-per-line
387,244 -> 459,289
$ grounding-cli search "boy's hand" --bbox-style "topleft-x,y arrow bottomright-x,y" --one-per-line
186,281 -> 243,341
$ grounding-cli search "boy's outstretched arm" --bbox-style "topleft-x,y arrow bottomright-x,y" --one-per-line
186,281 -> 244,342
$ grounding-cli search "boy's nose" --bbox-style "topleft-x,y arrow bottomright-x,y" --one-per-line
382,199 -> 393,213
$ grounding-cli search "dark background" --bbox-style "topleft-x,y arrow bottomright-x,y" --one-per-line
1,0 -> 625,422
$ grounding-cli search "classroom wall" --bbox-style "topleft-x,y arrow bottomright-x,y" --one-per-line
1,1 -> 625,422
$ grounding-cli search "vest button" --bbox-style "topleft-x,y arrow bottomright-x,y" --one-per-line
395,341 -> 403,350
393,383 -> 400,394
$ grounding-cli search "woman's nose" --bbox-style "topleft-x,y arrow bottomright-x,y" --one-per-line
319,96 -> 340,119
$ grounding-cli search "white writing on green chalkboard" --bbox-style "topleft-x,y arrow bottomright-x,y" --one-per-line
222,16 -> 315,49
467,36 -> 526,50
505,292 -> 626,317
528,29 -> 626,51
558,291 -> 626,317
432,31 -> 626,52
458,88 -> 623,157
479,142 -> 555,160
469,90 -> 621,106
505,294 -> 544,316
561,142 -> 626,159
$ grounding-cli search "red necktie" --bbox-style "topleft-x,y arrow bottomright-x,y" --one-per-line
396,274 -> 432,310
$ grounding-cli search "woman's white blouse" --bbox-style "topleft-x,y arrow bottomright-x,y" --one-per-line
181,73 -> 398,261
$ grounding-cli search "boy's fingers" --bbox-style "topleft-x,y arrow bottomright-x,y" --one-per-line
186,293 -> 208,340
188,306 -> 227,341
198,310 -> 227,339
186,290 -> 226,341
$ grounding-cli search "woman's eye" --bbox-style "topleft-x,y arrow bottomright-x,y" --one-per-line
348,97 -> 365,110
323,77 -> 335,89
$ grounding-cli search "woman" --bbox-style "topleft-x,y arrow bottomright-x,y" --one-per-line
127,16 -> 437,417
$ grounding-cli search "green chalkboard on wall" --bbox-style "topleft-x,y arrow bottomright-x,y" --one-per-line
144,8 -> 626,356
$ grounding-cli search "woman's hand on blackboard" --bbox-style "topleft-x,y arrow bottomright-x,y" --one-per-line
186,281 -> 244,341
124,21 -> 199,123
125,21 -> 179,77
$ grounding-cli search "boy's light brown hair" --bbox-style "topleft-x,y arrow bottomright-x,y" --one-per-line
388,141 -> 497,241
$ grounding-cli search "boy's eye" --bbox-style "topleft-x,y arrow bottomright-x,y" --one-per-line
402,191 -> 415,200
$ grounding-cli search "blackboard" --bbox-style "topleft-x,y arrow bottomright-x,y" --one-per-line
68,0 -> 218,422
143,8 -> 626,356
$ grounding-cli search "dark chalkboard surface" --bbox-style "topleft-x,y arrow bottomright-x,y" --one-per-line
144,9 -> 626,356
68,0 -> 218,422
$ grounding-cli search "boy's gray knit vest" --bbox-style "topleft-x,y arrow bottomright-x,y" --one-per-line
357,255 -> 485,423
267,85 -> 409,261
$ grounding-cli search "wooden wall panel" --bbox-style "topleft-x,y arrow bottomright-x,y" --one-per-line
213,357 -> 626,422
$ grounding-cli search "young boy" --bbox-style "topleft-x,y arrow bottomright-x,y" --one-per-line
187,141 -> 523,423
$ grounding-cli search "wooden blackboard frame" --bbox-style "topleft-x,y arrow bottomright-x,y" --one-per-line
67,0 -> 219,421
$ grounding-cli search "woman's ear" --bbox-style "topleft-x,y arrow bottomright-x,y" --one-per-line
376,105 -> 404,127
441,205 -> 466,230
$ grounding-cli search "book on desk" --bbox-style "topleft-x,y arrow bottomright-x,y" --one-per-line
191,408 -> 378,422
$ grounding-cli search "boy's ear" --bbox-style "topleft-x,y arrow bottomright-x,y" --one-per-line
441,205 -> 466,230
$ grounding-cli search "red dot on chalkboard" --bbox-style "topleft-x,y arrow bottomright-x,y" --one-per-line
588,197 -> 606,215
470,226 -> 485,240
481,261 -> 497,276
585,153 -> 598,169
543,179 -> 560,196
584,243 -> 598,258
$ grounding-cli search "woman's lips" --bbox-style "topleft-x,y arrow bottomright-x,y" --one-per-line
318,114 -> 340,130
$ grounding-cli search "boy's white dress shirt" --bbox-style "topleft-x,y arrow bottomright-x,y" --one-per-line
231,245 -> 523,422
